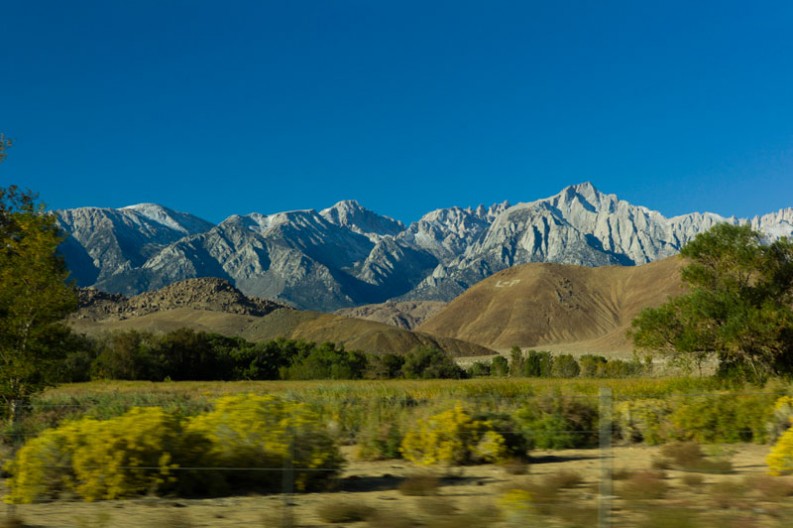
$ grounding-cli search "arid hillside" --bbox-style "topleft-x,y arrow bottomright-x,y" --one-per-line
417,256 -> 686,356
70,278 -> 495,358
335,300 -> 447,330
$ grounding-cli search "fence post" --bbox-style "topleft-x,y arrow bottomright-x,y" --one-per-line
6,399 -> 22,521
281,425 -> 295,528
598,388 -> 612,528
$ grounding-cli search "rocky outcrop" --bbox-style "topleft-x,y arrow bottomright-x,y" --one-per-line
75,278 -> 287,321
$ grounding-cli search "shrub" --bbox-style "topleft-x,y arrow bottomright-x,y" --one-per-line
515,394 -> 599,449
637,507 -> 702,528
618,470 -> 668,501
744,474 -> 793,500
185,394 -> 344,493
5,394 -> 344,502
615,399 -> 673,444
497,488 -> 536,524
601,359 -> 645,377
365,512 -> 417,528
398,474 -> 440,496
681,474 -> 705,488
709,481 -> 747,509
668,393 -> 776,444
661,441 -> 705,468
400,404 -> 518,465
357,417 -> 405,461
767,395 -> 793,441
499,457 -> 529,475
0,514 -> 27,528
659,441 -> 733,473
767,423 -> 793,476
5,407 -> 193,502
543,469 -> 583,489
317,501 -> 375,523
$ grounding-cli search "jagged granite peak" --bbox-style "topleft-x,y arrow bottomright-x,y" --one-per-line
120,203 -> 215,234
402,182 -> 754,301
56,205 -> 214,287
751,208 -> 793,241
56,187 -> 792,310
320,199 -> 405,238
397,201 -> 510,263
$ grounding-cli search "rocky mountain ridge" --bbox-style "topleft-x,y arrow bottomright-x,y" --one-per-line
70,278 -> 496,359
56,183 -> 793,311
75,277 -> 287,321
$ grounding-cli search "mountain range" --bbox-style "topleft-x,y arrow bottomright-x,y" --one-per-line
56,183 -> 793,311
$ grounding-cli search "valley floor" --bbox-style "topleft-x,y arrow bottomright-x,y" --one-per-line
3,443 -> 789,528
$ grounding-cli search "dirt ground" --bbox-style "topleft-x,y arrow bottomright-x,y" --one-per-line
2,443 -> 790,528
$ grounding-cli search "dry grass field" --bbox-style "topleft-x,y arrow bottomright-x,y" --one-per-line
2,378 -> 792,527
3,443 -> 789,528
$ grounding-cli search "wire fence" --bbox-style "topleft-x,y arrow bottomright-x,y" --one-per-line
1,388 -> 791,528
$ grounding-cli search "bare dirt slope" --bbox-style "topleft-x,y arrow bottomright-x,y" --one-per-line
335,300 -> 447,330
70,279 -> 494,358
417,257 -> 686,355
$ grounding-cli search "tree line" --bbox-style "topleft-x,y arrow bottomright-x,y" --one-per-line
56,330 -> 648,384
57,329 -> 468,382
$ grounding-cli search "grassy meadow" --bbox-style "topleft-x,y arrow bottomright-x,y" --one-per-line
3,376 -> 793,527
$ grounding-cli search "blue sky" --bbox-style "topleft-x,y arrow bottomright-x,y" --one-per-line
2,1 -> 792,225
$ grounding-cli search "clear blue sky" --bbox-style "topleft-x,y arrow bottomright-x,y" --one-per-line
2,1 -> 792,224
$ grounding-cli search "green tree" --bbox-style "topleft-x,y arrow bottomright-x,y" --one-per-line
365,352 -> 405,379
0,185 -> 78,415
631,224 -> 793,381
402,346 -> 466,379
508,346 -> 524,377
282,342 -> 368,380
0,133 -> 11,164
551,354 -> 581,378
490,355 -> 509,377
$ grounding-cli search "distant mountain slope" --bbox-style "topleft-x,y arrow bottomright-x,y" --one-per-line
56,183 -> 793,310
406,183 -> 734,300
417,256 -> 686,354
56,204 -> 214,288
70,279 -> 494,358
335,300 -> 447,330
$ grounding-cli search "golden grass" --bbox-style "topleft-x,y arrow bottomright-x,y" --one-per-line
41,376 -> 719,402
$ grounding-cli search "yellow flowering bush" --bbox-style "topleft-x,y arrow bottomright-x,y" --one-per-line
767,419 -> 793,476
497,488 -> 535,525
184,394 -> 344,492
768,395 -> 793,441
5,394 -> 344,502
5,407 -> 189,503
400,403 -> 515,466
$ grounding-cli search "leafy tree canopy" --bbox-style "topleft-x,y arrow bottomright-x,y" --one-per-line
1,152 -> 78,408
631,223 -> 793,381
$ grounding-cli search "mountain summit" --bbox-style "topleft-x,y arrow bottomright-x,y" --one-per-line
320,200 -> 405,238
55,184 -> 793,310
